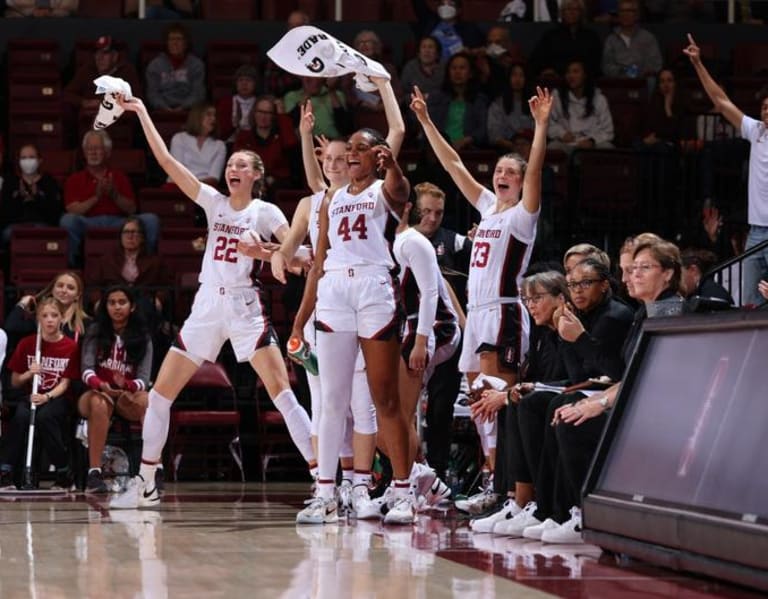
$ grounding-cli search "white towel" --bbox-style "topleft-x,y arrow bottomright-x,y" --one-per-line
267,26 -> 390,93
92,75 -> 133,130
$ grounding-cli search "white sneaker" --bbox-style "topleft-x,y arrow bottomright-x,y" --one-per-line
522,518 -> 560,540
492,501 -> 540,537
454,489 -> 499,515
351,485 -> 381,520
410,464 -> 451,511
383,494 -> 416,525
541,507 -> 584,544
338,479 -> 353,513
470,499 -> 520,533
109,476 -> 160,509
296,496 -> 338,525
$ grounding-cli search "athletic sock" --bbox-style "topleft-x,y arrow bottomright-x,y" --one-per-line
142,389 -> 173,465
273,389 -> 315,463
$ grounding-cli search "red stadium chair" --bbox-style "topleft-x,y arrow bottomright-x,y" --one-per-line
324,0 -> 384,20
138,187 -> 200,229
9,109 -> 65,152
462,0 -> 508,21
598,77 -> 648,148
732,42 -> 768,77
77,0 -> 123,17
168,361 -> 243,482
83,227 -> 121,285
273,188 -> 310,222
199,0 -> 257,20
260,0 -> 323,20
9,227 -> 69,286
7,74 -> 61,113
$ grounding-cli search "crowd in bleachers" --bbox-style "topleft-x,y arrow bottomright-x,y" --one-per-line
1,0 -> 768,493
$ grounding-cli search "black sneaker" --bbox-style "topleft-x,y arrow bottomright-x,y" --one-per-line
51,468 -> 75,492
85,470 -> 108,494
0,470 -> 15,490
154,467 -> 165,494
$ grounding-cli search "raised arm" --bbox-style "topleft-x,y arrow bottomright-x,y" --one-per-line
299,101 -> 327,194
117,96 -> 202,201
374,77 -> 405,159
291,194 -> 331,343
377,145 -> 410,213
271,196 -> 313,283
409,86 -> 486,207
521,86 -> 553,215
684,34 -> 744,130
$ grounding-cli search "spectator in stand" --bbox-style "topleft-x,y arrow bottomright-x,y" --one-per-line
401,36 -> 445,100
685,34 -> 768,306
601,0 -> 662,79
0,297 -> 80,491
473,25 -> 523,100
263,10 -> 309,98
216,64 -> 261,144
427,52 -> 488,151
0,143 -> 63,246
284,77 -> 351,140
4,0 -> 77,16
528,0 -> 603,80
342,29 -> 403,112
78,285 -> 153,494
60,130 -> 160,267
90,217 -> 170,326
412,0 -> 484,61
232,95 -> 299,192
168,103 -> 226,187
680,247 -> 733,303
640,68 -> 690,148
487,63 -> 535,153
65,36 -> 142,114
548,59 -> 614,152
145,23 -> 206,112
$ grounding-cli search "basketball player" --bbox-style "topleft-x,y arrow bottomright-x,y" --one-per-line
109,94 -> 315,508
410,85 -> 553,512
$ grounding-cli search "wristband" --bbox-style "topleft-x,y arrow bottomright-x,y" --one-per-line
506,389 -> 512,405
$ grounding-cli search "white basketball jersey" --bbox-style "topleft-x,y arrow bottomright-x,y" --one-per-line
325,179 -> 398,271
308,190 -> 325,251
195,184 -> 288,288
468,189 -> 539,307
394,227 -> 457,337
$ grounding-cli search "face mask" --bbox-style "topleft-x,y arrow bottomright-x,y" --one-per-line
19,158 -> 39,175
437,4 -> 457,19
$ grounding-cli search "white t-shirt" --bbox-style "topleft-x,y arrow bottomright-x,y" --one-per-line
467,188 -> 539,308
741,116 -> 768,226
195,184 -> 288,288
169,132 -> 227,183
325,179 -> 398,271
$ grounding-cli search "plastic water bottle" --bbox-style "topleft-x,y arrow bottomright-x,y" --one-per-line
286,337 -> 319,376
626,63 -> 639,78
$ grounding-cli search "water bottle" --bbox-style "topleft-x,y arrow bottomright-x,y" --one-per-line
286,336 -> 319,376
445,467 -> 461,497
626,63 -> 639,78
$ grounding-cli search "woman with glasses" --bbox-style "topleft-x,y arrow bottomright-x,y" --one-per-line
91,217 -> 171,369
496,257 -> 633,541
469,269 -> 570,533
411,84 -> 552,514
534,238 -> 683,544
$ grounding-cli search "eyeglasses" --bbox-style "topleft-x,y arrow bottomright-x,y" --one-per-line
254,109 -> 275,116
122,230 -> 143,236
566,279 -> 600,291
521,293 -> 550,305
631,263 -> 662,274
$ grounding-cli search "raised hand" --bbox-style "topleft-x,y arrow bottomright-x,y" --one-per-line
374,145 -> 396,171
683,33 -> 701,64
299,100 -> 315,137
314,134 -> 330,162
409,86 -> 430,123
528,86 -> 553,124
115,94 -> 146,114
